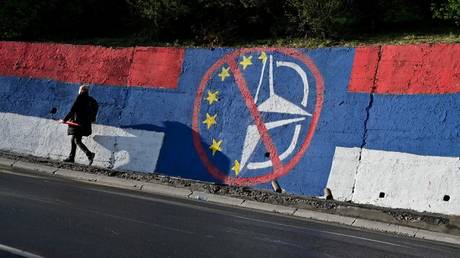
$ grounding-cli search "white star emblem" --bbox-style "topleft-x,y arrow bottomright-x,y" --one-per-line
240,54 -> 312,171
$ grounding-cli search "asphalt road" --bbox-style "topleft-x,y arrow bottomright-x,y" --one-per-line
0,166 -> 459,258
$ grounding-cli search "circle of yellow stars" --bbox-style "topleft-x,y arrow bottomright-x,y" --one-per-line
203,52 -> 267,176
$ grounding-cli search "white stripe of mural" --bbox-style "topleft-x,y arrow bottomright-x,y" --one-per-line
327,147 -> 460,215
0,112 -> 164,173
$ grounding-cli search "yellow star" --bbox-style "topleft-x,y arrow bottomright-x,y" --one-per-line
209,139 -> 223,155
218,66 -> 231,81
259,51 -> 268,63
231,160 -> 241,176
202,113 -> 217,130
205,90 -> 219,105
239,55 -> 253,70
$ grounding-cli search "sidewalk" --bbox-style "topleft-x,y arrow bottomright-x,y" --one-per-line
0,151 -> 459,246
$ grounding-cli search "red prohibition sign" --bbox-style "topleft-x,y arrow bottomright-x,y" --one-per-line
192,48 -> 324,186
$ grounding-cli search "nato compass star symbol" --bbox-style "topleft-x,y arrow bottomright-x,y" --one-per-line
239,53 -> 312,172
192,48 -> 324,185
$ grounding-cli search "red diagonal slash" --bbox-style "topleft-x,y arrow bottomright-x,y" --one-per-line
227,58 -> 282,172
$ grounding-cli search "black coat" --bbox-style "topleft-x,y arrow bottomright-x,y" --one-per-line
64,92 -> 97,136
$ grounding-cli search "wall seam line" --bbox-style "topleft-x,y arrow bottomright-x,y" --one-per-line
351,45 -> 383,201
126,47 -> 136,86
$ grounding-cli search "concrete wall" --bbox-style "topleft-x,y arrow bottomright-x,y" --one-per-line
0,42 -> 458,215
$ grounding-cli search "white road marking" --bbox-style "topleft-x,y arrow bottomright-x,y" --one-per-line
321,230 -> 404,247
0,243 -> 44,258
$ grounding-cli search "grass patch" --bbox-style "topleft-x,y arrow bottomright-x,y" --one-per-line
13,27 -> 460,49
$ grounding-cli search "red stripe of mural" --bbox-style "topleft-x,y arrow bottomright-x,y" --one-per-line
348,44 -> 460,94
0,41 -> 184,89
347,46 -> 380,93
128,47 -> 184,89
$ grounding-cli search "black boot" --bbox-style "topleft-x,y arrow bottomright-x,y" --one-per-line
64,157 -> 75,163
87,152 -> 95,166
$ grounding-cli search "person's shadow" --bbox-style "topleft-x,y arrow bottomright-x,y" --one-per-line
93,122 -> 229,183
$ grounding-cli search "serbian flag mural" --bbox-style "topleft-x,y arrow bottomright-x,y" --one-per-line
0,42 -> 458,215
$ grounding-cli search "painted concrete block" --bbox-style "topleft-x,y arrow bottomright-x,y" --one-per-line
352,148 -> 460,215
326,147 -> 361,202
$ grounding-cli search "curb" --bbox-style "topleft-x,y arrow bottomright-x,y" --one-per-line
13,161 -> 59,174
1,157 -> 459,246
240,200 -> 297,215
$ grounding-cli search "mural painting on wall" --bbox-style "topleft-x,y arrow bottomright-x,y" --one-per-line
192,49 -> 324,186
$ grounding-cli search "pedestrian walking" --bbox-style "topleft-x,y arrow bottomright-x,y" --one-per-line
60,84 -> 98,165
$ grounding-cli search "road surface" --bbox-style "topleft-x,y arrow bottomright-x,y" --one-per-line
0,165 -> 459,258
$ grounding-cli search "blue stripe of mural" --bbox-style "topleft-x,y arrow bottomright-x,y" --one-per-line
1,47 -> 459,196
365,94 -> 460,157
